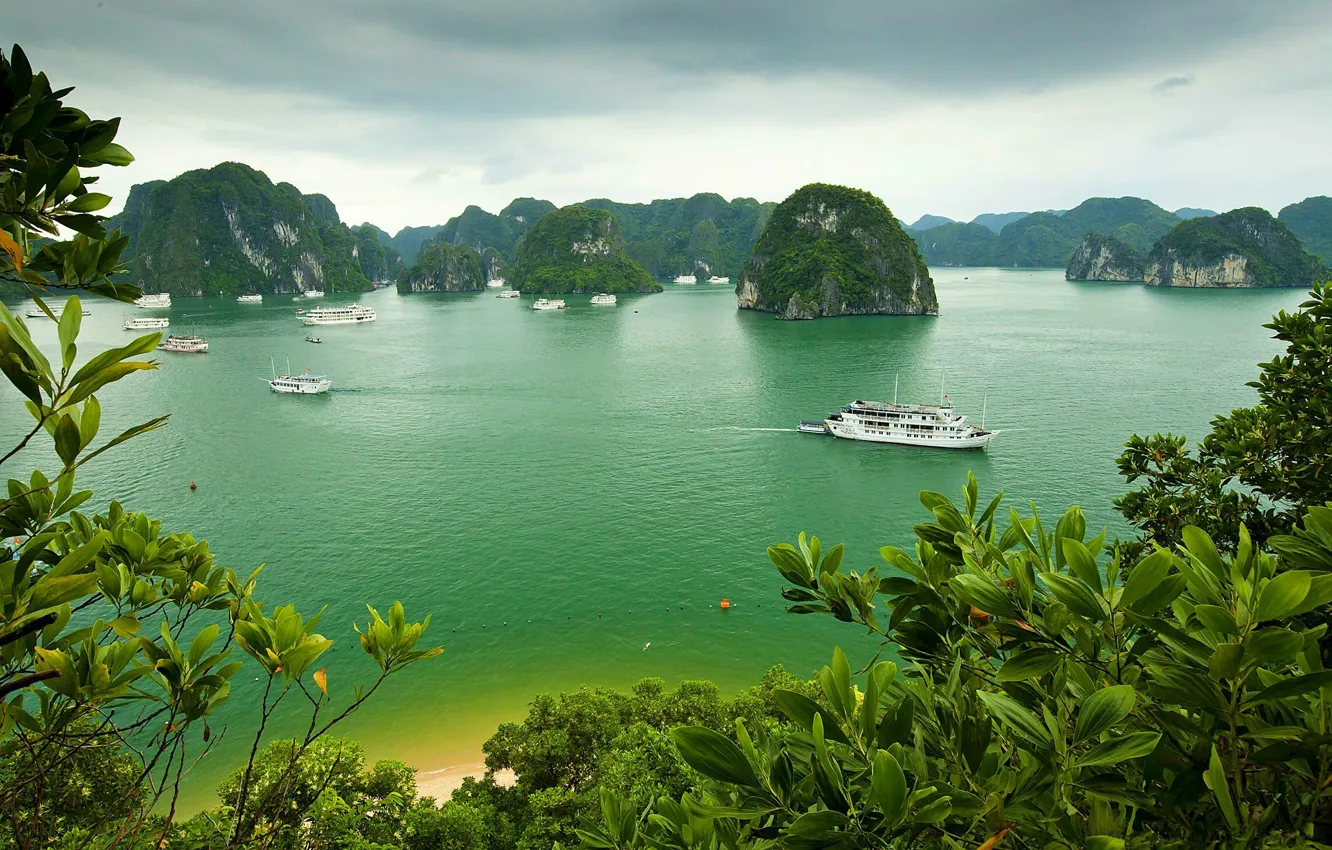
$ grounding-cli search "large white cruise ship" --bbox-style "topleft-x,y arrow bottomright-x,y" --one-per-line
301,304 -> 376,325
124,316 -> 170,330
134,293 -> 172,309
26,303 -> 91,319
237,294 -> 262,303
673,274 -> 697,284
824,398 -> 996,449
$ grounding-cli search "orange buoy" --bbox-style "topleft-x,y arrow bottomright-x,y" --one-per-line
720,598 -> 731,610
189,481 -> 197,490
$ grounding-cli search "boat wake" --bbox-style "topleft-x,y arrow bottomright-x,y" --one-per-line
329,387 -> 363,393
694,426 -> 796,433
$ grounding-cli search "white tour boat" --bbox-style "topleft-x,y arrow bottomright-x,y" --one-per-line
798,420 -> 829,435
486,277 -> 506,288
134,293 -> 172,309
302,289 -> 325,298
301,304 -> 376,326
590,293 -> 617,306
498,289 -> 522,298
237,294 -> 263,303
124,316 -> 170,330
532,298 -> 567,310
157,334 -> 208,354
673,274 -> 697,284
25,303 -> 91,319
824,395 -> 996,449
707,275 -> 731,284
267,359 -> 331,394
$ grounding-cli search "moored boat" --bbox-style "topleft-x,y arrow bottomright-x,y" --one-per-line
673,274 -> 697,284
590,293 -> 617,306
124,316 -> 170,330
134,293 -> 172,309
707,275 -> 731,284
301,304 -> 376,325
237,294 -> 263,303
305,336 -> 322,344
26,303 -> 91,319
302,289 -> 325,298
532,298 -> 567,310
797,420 -> 829,435
157,334 -> 208,353
486,277 -> 506,288
498,289 -> 522,298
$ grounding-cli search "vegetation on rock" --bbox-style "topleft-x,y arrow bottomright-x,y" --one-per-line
1145,207 -> 1328,288
1279,196 -> 1332,266
351,223 -> 403,282
510,205 -> 660,294
1065,232 -> 1147,281
397,241 -> 485,293
109,163 -> 372,295
737,183 -> 936,319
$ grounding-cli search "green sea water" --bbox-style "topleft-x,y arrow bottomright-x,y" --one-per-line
0,269 -> 1308,806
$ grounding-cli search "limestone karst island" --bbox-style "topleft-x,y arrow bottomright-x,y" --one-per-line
4,4 -> 1332,849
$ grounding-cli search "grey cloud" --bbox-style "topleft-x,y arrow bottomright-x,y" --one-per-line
9,0 -> 1331,121
1152,75 -> 1194,95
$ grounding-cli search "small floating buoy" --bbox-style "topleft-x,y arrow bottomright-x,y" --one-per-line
720,598 -> 731,610
189,481 -> 197,490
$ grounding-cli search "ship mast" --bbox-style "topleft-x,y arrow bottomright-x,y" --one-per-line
893,373 -> 899,405
982,390 -> 988,430
940,369 -> 946,404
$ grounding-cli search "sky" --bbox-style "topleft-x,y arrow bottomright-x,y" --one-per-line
10,0 -> 1332,233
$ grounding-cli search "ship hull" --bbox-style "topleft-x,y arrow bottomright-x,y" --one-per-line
826,419 -> 994,449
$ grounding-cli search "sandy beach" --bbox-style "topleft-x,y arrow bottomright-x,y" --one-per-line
415,763 -> 516,801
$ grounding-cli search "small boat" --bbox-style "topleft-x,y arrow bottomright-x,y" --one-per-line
267,358 -> 331,394
798,421 -> 829,435
302,289 -> 325,298
124,316 -> 170,330
305,336 -> 322,344
296,308 -> 305,314
237,294 -> 262,303
134,293 -> 172,309
707,276 -> 731,284
590,293 -> 617,306
532,298 -> 567,310
673,274 -> 697,284
157,334 -> 208,353
498,289 -> 522,298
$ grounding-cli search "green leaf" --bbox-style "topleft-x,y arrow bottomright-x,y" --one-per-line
63,192 -> 112,212
1062,539 -> 1102,593
1287,574 -> 1332,617
29,573 -> 99,611
88,142 -> 134,166
1207,643 -> 1245,680
1087,838 -> 1125,850
670,727 -> 761,787
1254,571 -> 1312,621
978,691 -> 1050,748
1207,744 -> 1239,831
189,624 -> 220,666
997,647 -> 1061,682
57,296 -> 81,368
1244,627 -> 1304,663
1072,732 -> 1160,768
1120,548 -> 1173,609
53,414 -> 81,467
773,690 -> 850,744
1182,526 -> 1225,577
871,749 -> 907,826
1073,685 -> 1135,743
1245,671 -> 1332,704
1193,604 -> 1240,636
67,333 -> 161,388
1041,572 -> 1105,620
950,573 -> 1018,618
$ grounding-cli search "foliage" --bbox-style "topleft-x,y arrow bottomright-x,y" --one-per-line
912,197 -> 1182,269
1066,232 -> 1148,281
397,241 -> 485,293
1117,283 -> 1332,548
1279,196 -> 1332,267
1146,208 -> 1328,288
740,183 -> 935,318
511,205 -> 661,294
107,162 -> 373,295
0,44 -> 137,301
425,198 -> 559,264
604,477 -> 1332,849
351,223 -> 403,283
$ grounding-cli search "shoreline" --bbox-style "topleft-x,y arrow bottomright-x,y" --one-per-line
415,762 -> 516,801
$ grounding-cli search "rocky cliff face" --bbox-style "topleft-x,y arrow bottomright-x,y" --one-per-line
109,163 -> 370,295
397,242 -> 484,292
511,205 -> 660,293
1144,207 -> 1328,288
737,183 -> 937,319
1065,233 -> 1146,281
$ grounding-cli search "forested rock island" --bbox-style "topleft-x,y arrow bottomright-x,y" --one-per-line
1143,207 -> 1328,288
736,183 -> 937,319
511,205 -> 661,294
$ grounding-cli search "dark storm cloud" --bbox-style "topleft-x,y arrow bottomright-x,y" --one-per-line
10,0 -> 1329,119
1152,76 -> 1195,95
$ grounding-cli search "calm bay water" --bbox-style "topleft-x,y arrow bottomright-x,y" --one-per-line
0,270 -> 1306,805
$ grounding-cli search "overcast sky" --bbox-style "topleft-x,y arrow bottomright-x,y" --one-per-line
10,0 -> 1332,232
